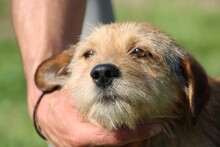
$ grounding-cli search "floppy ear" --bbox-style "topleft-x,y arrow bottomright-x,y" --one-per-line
35,48 -> 74,93
181,54 -> 210,124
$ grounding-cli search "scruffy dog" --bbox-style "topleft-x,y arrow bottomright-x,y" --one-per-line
35,22 -> 220,146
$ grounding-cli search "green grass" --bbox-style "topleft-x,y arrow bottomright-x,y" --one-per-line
0,0 -> 220,146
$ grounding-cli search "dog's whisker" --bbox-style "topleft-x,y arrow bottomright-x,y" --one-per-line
162,122 -> 175,139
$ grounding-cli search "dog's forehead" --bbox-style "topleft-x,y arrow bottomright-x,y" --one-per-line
90,23 -> 149,39
86,23 -> 157,49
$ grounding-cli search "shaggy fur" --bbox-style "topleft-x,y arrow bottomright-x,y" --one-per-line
35,22 -> 220,146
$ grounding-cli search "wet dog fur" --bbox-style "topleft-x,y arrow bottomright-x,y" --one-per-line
35,22 -> 220,146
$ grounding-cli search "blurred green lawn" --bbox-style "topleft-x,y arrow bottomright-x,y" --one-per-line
0,0 -> 220,146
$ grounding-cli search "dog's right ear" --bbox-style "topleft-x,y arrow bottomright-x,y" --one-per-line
35,48 -> 74,93
181,53 -> 210,124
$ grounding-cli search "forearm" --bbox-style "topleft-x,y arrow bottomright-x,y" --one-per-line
12,0 -> 86,116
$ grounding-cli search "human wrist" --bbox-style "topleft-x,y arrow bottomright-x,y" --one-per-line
25,48 -> 61,118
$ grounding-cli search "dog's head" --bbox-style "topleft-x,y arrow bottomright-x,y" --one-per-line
35,22 -> 209,130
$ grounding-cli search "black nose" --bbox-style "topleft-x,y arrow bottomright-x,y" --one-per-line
90,64 -> 120,88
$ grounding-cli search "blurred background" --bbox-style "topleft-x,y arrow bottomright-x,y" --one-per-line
0,0 -> 220,146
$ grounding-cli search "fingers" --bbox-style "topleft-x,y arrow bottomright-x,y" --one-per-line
78,123 -> 161,146
117,123 -> 161,144
102,123 -> 161,146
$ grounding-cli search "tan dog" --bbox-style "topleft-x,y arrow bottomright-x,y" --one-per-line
35,22 -> 220,146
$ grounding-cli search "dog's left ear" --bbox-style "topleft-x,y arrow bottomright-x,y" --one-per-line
35,48 -> 74,93
181,54 -> 210,124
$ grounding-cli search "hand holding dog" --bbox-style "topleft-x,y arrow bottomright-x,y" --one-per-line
33,89 -> 161,147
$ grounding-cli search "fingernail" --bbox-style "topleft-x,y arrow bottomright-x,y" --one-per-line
150,125 -> 161,137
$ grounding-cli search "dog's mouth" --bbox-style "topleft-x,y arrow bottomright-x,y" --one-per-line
95,87 -> 120,103
102,95 -> 117,102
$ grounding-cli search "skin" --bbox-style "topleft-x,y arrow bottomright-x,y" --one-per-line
12,0 -> 161,146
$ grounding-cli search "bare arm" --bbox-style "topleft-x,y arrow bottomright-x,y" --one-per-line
12,0 -> 161,146
12,0 -> 86,113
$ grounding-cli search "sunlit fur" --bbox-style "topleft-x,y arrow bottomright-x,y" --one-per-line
37,22 -> 220,146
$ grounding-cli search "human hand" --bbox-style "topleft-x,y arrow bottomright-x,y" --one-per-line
33,90 -> 161,147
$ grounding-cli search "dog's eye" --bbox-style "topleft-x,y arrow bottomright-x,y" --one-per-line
83,50 -> 95,58
131,48 -> 152,58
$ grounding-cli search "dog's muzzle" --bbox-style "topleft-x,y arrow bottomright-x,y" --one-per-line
90,64 -> 120,88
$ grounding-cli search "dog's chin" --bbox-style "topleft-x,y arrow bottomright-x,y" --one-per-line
76,87 -> 150,130
86,97 -> 140,130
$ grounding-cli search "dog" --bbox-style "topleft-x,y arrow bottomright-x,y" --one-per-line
35,22 -> 220,146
